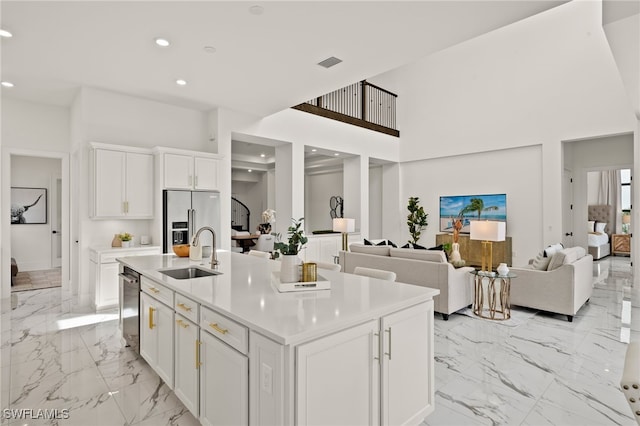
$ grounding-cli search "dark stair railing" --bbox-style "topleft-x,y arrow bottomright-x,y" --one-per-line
231,197 -> 250,232
292,80 -> 399,137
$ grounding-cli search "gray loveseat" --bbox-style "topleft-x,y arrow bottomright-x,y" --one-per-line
339,243 -> 474,320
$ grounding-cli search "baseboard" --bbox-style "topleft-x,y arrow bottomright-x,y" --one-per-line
17,261 -> 55,272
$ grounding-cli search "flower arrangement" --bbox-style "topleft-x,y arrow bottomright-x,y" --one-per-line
261,209 -> 276,223
274,217 -> 307,256
120,232 -> 133,242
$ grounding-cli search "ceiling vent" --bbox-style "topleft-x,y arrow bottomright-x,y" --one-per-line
318,56 -> 342,68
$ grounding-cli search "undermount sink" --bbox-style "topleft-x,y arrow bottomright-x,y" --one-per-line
159,267 -> 221,280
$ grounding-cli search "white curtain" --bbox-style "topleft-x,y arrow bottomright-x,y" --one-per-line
597,169 -> 622,233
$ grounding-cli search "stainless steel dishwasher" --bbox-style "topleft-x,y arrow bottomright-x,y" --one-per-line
119,266 -> 141,353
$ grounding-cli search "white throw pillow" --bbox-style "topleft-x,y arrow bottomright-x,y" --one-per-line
389,248 -> 446,263
588,221 -> 596,232
595,222 -> 607,233
544,243 -> 564,258
349,243 -> 391,256
531,250 -> 551,270
547,251 -> 567,270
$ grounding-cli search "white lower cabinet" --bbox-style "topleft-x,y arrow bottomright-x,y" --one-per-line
140,292 -> 174,388
295,301 -> 433,426
296,320 -> 380,425
174,314 -> 200,416
199,329 -> 249,426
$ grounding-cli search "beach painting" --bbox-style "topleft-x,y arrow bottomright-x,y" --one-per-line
439,193 -> 506,233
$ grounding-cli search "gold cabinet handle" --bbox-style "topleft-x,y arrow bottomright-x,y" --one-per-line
196,340 -> 202,369
209,322 -> 228,335
177,302 -> 192,312
149,287 -> 160,294
149,307 -> 156,330
176,319 -> 189,328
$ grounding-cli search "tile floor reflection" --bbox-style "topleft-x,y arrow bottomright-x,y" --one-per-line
0,256 -> 635,425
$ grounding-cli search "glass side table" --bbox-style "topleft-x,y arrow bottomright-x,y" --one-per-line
469,270 -> 517,320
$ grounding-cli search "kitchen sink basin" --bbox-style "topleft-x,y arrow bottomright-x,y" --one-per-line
159,267 -> 221,280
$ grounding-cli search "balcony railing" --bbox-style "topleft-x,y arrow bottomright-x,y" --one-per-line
292,80 -> 399,137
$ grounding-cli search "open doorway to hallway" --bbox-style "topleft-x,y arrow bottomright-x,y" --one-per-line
9,154 -> 64,293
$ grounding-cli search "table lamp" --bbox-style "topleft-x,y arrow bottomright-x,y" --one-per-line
470,220 -> 506,273
333,218 -> 355,251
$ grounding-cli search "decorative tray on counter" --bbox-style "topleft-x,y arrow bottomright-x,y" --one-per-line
271,272 -> 331,293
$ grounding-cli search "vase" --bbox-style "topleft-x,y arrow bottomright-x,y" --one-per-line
497,263 -> 509,276
280,254 -> 301,283
121,240 -> 131,248
450,242 -> 461,263
258,223 -> 272,234
111,234 -> 122,247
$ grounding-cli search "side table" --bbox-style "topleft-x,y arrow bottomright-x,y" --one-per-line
612,234 -> 631,256
470,270 -> 517,320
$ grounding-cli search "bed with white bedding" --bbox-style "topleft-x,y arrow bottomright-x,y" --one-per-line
588,204 -> 613,260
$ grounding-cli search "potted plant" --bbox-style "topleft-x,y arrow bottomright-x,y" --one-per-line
407,197 -> 428,246
120,232 -> 133,248
274,217 -> 308,282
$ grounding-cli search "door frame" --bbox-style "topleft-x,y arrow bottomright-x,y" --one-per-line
1,148 -> 70,298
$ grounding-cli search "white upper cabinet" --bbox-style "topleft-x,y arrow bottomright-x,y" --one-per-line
159,149 -> 221,191
90,143 -> 154,219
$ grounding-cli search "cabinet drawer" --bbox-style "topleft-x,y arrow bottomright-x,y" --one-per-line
174,293 -> 199,323
141,277 -> 174,307
200,307 -> 248,355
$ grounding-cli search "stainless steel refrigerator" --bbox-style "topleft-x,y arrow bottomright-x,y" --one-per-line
163,190 -> 221,253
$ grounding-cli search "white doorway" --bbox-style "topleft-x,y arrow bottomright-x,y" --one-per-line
1,149 -> 70,299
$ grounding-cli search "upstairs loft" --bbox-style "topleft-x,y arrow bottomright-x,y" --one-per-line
293,80 -> 399,137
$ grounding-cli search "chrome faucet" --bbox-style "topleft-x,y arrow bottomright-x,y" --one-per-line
193,226 -> 218,269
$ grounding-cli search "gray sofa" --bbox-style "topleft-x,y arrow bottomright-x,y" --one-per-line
339,243 -> 474,320
509,247 -> 593,322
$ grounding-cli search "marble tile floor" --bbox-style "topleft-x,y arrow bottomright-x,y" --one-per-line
0,256 -> 636,425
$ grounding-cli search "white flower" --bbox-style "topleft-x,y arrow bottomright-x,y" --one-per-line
261,209 -> 276,223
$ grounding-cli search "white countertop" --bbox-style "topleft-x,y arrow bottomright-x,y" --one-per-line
117,251 -> 439,345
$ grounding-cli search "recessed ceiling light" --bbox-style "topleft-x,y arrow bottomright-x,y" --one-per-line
203,46 -> 216,54
311,149 -> 317,152
260,154 -> 266,158
248,169 -> 253,173
154,37 -> 170,47
249,5 -> 264,15
334,153 -> 340,156
1,81 -> 14,88
0,29 -> 13,38
175,79 -> 187,86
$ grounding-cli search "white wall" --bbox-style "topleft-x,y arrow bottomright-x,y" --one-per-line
1,99 -> 70,297
10,156 -> 61,271
401,145 -> 542,266
369,165 -> 383,239
372,0 -> 636,259
304,171 -> 343,233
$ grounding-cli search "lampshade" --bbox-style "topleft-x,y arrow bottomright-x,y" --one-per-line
470,221 -> 506,242
622,215 -> 631,225
333,218 -> 355,233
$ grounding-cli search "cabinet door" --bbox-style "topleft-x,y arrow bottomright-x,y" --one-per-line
381,302 -> 434,425
320,237 -> 339,263
174,314 -> 199,416
140,293 -> 158,368
94,149 -> 125,217
155,302 -> 174,388
194,157 -> 218,190
200,330 -> 248,426
296,320 -> 379,425
125,152 -> 154,218
164,153 -> 194,189
97,262 -> 119,309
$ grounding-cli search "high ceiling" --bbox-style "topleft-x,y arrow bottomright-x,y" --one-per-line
1,1 -> 567,117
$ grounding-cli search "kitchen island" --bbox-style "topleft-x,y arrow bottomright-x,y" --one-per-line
117,251 -> 439,425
